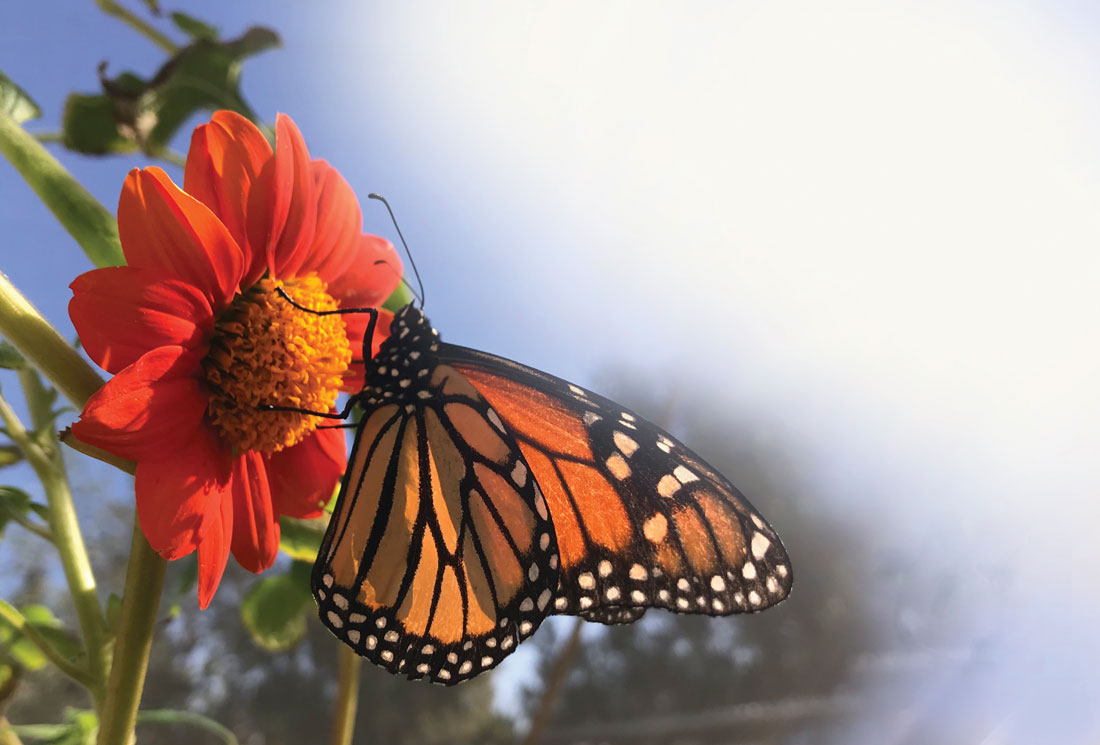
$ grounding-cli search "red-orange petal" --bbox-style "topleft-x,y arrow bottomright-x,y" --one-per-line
118,167 -> 245,310
300,160 -> 363,284
184,110 -> 272,269
246,114 -> 317,282
265,427 -> 346,519
69,266 -> 214,374
230,451 -> 279,573
326,234 -> 404,310
197,477 -> 234,609
71,346 -> 208,462
134,424 -> 232,561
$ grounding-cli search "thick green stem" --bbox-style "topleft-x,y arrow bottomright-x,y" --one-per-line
0,599 -> 94,688
0,389 -> 108,709
96,522 -> 166,745
329,645 -> 362,745
0,272 -> 105,407
0,113 -> 123,268
93,0 -> 177,53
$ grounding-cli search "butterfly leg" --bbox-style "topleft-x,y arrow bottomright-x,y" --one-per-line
273,287 -> 380,370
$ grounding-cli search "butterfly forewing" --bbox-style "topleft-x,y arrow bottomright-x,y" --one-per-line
442,345 -> 793,622
313,309 -> 559,685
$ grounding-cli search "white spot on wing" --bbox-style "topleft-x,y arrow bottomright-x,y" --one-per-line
657,474 -> 681,498
751,532 -> 771,560
614,431 -> 639,457
605,453 -> 632,480
673,465 -> 698,484
511,460 -> 527,487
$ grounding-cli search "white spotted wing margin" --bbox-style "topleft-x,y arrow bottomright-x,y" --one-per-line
312,307 -> 560,685
439,344 -> 793,625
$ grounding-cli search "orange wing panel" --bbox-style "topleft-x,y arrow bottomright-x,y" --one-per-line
457,368 -> 594,461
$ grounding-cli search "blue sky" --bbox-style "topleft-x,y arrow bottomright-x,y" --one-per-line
3,0 -> 1100,738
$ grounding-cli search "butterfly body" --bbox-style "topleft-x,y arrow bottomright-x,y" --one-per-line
313,304 -> 792,684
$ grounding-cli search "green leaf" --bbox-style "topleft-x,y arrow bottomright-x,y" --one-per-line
0,486 -> 32,541
170,11 -> 218,40
0,113 -> 124,267
0,605 -> 81,673
0,70 -> 41,124
240,562 -> 313,652
277,514 -> 327,562
62,26 -> 280,156
137,709 -> 239,745
12,708 -> 98,745
383,280 -> 416,313
0,341 -> 26,371
0,446 -> 23,468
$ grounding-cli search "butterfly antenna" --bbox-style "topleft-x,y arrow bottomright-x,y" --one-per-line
372,259 -> 422,306
369,193 -> 425,307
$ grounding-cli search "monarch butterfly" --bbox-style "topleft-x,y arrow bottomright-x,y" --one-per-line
288,201 -> 792,685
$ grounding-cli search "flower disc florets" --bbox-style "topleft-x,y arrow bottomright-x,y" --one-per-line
203,275 -> 352,453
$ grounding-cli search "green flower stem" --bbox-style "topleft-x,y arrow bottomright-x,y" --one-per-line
17,369 -> 112,697
93,0 -> 178,53
0,599 -> 94,688
329,644 -> 362,745
0,389 -> 109,709
0,271 -> 105,407
0,113 -> 124,268
96,521 -> 166,745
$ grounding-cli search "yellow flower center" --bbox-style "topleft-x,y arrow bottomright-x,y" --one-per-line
202,275 -> 352,454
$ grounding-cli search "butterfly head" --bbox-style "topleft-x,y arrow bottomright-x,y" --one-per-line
360,303 -> 441,402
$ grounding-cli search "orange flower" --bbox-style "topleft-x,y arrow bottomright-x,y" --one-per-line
69,111 -> 402,607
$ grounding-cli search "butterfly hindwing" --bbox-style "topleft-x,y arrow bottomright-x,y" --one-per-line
313,309 -> 559,684
442,345 -> 793,623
